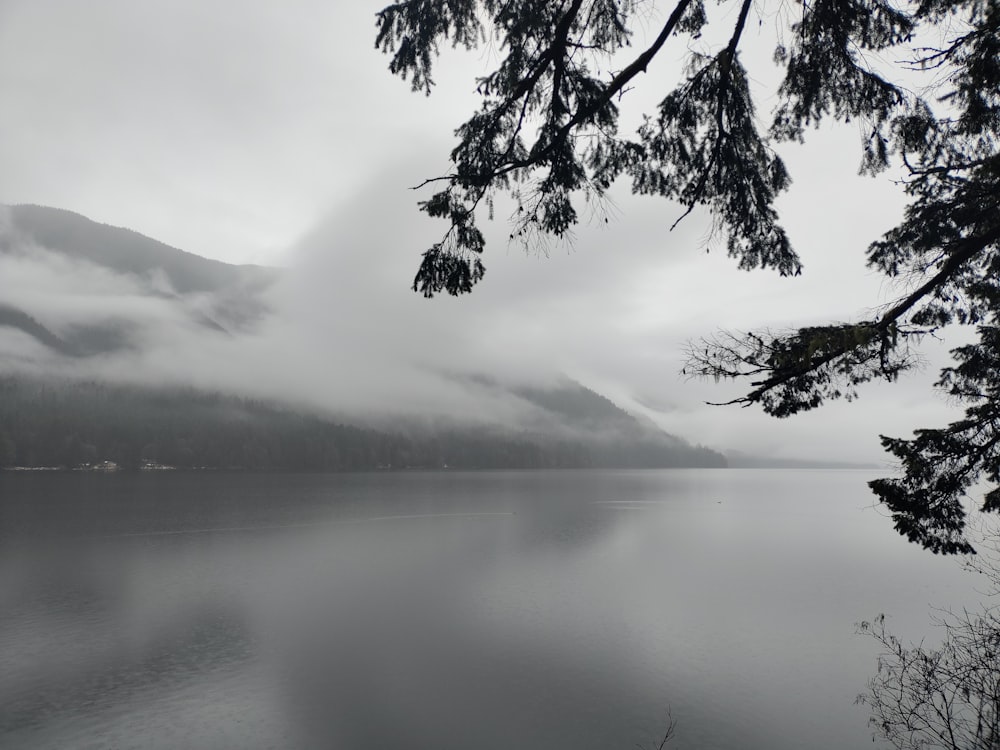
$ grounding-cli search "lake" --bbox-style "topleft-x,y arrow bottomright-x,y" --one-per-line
0,469 -> 982,749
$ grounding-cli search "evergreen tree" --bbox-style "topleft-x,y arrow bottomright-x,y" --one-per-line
376,0 -> 1000,553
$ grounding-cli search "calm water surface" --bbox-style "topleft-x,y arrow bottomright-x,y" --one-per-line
0,469 -> 982,749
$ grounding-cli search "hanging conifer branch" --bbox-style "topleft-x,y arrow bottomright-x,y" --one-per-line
377,0 -> 1000,552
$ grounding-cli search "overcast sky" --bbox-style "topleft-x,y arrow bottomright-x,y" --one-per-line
0,0 -> 965,462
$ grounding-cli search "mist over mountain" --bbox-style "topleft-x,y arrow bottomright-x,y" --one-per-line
0,204 -> 725,469
0,204 -> 276,357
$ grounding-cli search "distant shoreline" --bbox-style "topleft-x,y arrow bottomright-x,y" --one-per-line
0,463 -> 881,474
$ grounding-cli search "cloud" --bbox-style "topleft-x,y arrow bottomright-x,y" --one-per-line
0,0 -> 474,265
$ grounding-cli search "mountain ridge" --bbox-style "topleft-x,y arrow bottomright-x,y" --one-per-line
2,204 -> 277,292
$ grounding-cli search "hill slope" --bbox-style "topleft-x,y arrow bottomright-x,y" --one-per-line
0,205 -> 277,354
0,376 -> 726,470
3,204 -> 275,294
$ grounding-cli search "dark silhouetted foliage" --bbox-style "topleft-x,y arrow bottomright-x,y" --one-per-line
377,0 -> 1000,553
858,532 -> 1000,749
858,611 -> 1000,749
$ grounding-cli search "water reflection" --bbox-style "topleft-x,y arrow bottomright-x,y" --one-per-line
0,470 -> 981,749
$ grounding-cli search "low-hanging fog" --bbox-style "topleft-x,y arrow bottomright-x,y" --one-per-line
0,153 -> 964,464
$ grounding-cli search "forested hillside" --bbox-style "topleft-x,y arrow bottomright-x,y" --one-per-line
0,377 -> 725,471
